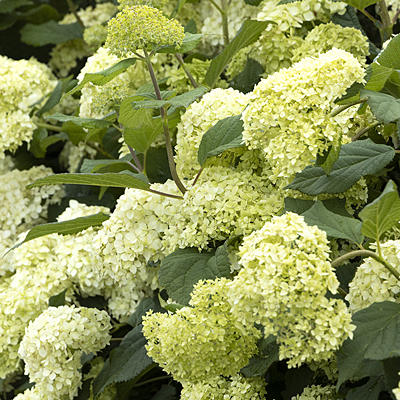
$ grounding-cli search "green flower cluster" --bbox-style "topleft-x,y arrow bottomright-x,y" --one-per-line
105,5 -> 185,57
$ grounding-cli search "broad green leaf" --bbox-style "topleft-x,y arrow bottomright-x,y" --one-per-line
198,114 -> 244,166
364,63 -> 394,92
157,32 -> 203,53
36,81 -> 63,118
317,142 -> 341,176
39,132 -> 69,154
338,302 -> 400,386
158,293 -> 186,313
230,58 -> 263,94
20,21 -> 83,46
336,262 -> 359,292
347,377 -> 386,400
302,201 -> 363,244
158,246 -> 231,305
204,243 -> 231,277
361,89 -> 400,124
127,296 -> 165,327
359,180 -> 400,241
205,20 -> 269,88
0,0 -> 33,13
346,0 -> 380,12
31,128 -> 48,158
45,113 -> 113,130
170,0 -> 187,18
49,288 -> 68,307
61,121 -> 87,145
283,198 -> 350,217
382,357 -> 400,394
0,14 -> 17,30
285,140 -> 395,195
124,120 -> 162,155
131,86 -> 207,111
92,325 -> 155,399
244,0 -> 264,5
119,98 -> 154,129
64,58 -> 137,98
26,171 -> 150,191
184,19 -> 197,34
12,213 -> 110,250
80,156 -> 133,174
146,147 -> 173,183
375,33 -> 400,70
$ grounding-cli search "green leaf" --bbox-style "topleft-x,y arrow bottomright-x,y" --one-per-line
157,32 -> 203,54
318,142 -> 341,176
335,67 -> 373,105
375,33 -> 400,70
119,99 -> 154,129
243,0 -> 264,5
170,0 -> 187,18
198,114 -> 244,166
36,81 -> 63,118
26,171 -> 150,191
158,246 -> 231,305
49,288 -> 68,307
92,325 -> 155,399
45,113 -> 113,130
230,58 -> 263,94
31,127 -> 48,158
20,21 -> 83,46
205,20 -> 269,88
361,89 -> 400,124
285,139 -> 395,195
131,86 -> 207,111
158,293 -> 186,313
127,296 -> 165,327
382,357 -> 400,394
184,19 -> 197,34
64,58 -> 137,98
61,121 -> 87,145
12,213 -> 109,251
302,201 -> 364,244
336,262 -> 359,293
283,198 -> 350,217
364,63 -> 394,92
150,386 -> 177,400
347,377 -> 386,400
359,180 -> 400,241
39,132 -> 69,153
80,156 -> 133,174
338,302 -> 400,386
0,0 -> 33,13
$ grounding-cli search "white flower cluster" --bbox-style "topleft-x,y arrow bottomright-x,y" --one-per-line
18,306 -> 111,400
143,278 -> 261,383
59,141 -> 97,172
346,240 -> 400,312
228,212 -> 355,367
242,48 -> 366,186
49,3 -> 119,77
0,56 -> 57,157
292,385 -> 338,400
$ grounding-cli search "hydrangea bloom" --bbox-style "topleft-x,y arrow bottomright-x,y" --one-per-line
0,56 -> 57,157
180,375 -> 267,400
228,212 -> 354,367
59,141 -> 97,173
18,306 -> 111,400
292,385 -> 337,400
346,240 -> 400,312
161,166 -> 284,250
118,0 -> 168,9
242,48 -> 365,186
142,278 -> 260,383
106,6 -> 185,57
174,88 -> 252,180
291,22 -> 369,65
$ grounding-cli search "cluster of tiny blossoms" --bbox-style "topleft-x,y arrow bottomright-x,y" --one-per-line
292,385 -> 338,400
242,48 -> 365,186
0,56 -> 56,157
18,306 -> 111,400
346,240 -> 400,312
228,212 -> 354,367
142,278 -> 261,383
105,5 -> 185,57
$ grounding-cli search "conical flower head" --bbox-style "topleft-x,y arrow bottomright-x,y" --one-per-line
106,5 -> 185,57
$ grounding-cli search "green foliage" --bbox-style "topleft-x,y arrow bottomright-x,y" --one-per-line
359,180 -> 400,241
302,201 -> 364,244
20,21 -> 83,46
283,198 -> 350,217
197,114 -> 244,166
229,58 -> 263,94
0,0 -> 33,13
45,113 -> 114,130
361,89 -> 400,124
158,245 -> 231,305
127,296 -> 166,327
205,20 -> 269,87
48,288 -> 68,308
316,142 -> 341,176
92,325 -> 155,399
156,32 -> 203,53
286,139 -> 395,195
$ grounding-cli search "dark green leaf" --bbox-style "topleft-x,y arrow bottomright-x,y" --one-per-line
26,171 -> 150,191
158,246 -> 231,305
338,302 -> 400,386
92,325 -> 155,399
229,58 -> 263,94
0,14 -> 17,30
17,4 -> 61,24
361,89 -> 400,124
150,385 -> 177,400
170,0 -> 187,18
283,198 -> 350,217
40,132 -> 69,152
302,201 -> 364,244
76,378 -> 92,400
80,156 -> 133,174
318,142 -> 341,176
49,288 -> 68,307
336,262 -> 359,293
359,180 -> 400,241
146,147 -> 173,183
31,128 -> 48,158
127,296 -> 165,327
36,81 -> 63,118
64,58 -> 137,98
0,0 -> 33,12
119,99 -> 153,129
364,63 -> 394,92
61,121 -> 87,145
157,32 -> 203,54
243,0 -> 264,5
383,357 -> 400,394
205,20 -> 269,88
45,113 -> 113,130
285,139 -> 395,195
158,293 -> 186,313
184,19 -> 197,34
12,213 -> 109,251
198,114 -> 244,166
20,21 -> 83,46
347,376 -> 386,400
282,366 -> 314,400
375,34 -> 400,70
